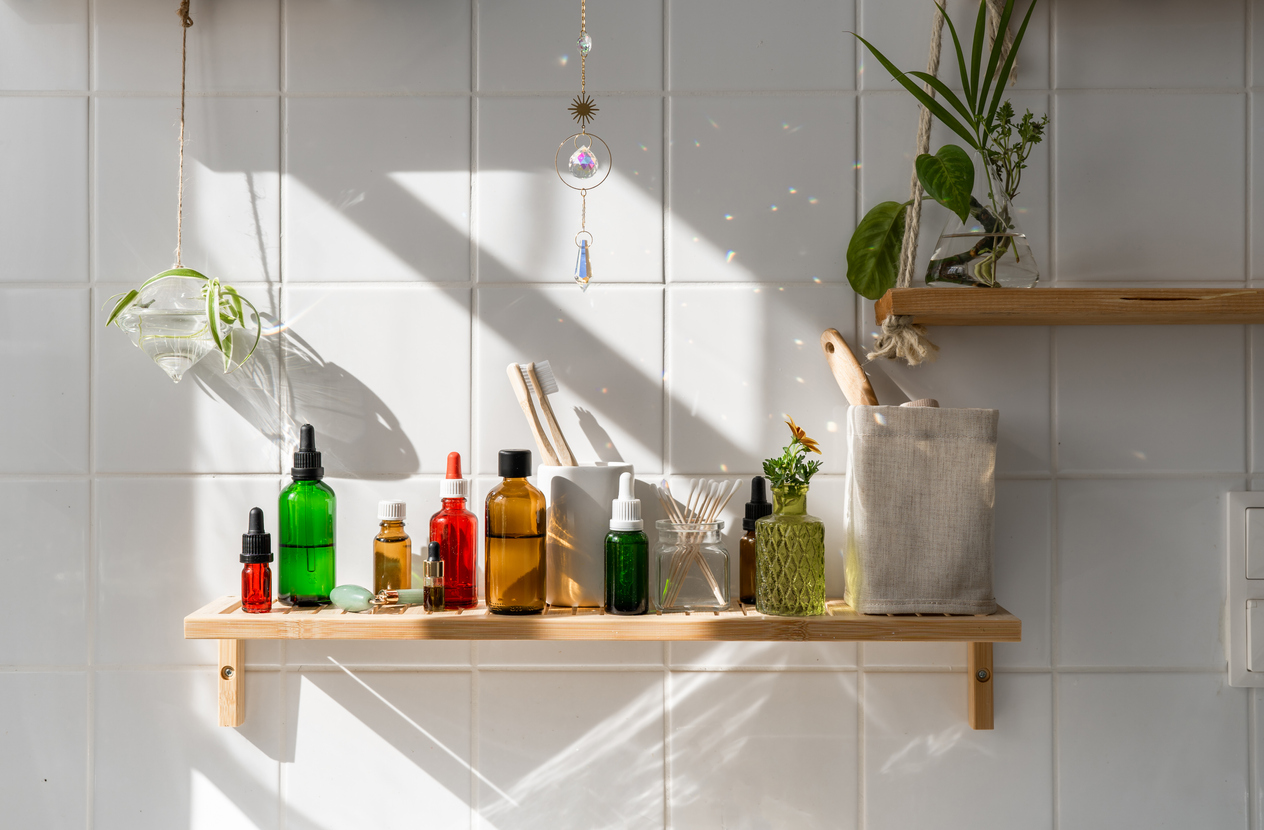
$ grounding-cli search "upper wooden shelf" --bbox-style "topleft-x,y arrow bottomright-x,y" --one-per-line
185,596 -> 1021,643
875,287 -> 1264,327
188,596 -> 1017,731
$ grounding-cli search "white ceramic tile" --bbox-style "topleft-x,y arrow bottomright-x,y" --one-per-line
475,285 -> 664,475
94,282 -> 280,474
94,669 -> 280,830
0,287 -> 89,473
667,284 -> 852,475
479,0 -> 661,92
0,0 -> 86,90
1255,94 -> 1264,283
669,672 -> 858,829
864,673 -> 1052,830
95,96 -> 281,283
1058,673 -> 1248,830
476,640 -> 663,666
284,97 -> 470,282
95,476 -> 282,666
859,91 -> 1051,290
1057,0 -> 1244,89
0,480 -> 89,665
669,0 -> 854,91
876,326 -> 1050,473
285,671 -> 470,829
0,98 -> 87,281
858,0 -> 1048,92
477,671 -> 664,828
286,0 -> 470,93
283,285 -> 471,475
1056,325 -> 1246,474
1058,478 -> 1237,669
94,0 -> 279,92
476,95 -> 662,283
1055,93 -> 1246,282
1254,326 -> 1264,472
866,479 -> 1051,669
669,96 -> 854,282
0,672 -> 86,829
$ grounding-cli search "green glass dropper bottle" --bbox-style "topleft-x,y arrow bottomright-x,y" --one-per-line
278,424 -> 337,606
605,472 -> 648,615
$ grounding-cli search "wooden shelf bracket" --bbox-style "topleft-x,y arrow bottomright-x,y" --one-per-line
218,639 -> 243,728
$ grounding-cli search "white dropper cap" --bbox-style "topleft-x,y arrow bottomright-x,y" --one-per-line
378,500 -> 406,521
610,472 -> 643,531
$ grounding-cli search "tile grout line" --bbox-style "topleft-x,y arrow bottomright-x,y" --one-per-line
85,0 -> 97,826
854,2 -> 866,823
662,4 -> 672,825
278,3 -> 289,827
1049,0 -> 1061,794
469,3 -> 480,828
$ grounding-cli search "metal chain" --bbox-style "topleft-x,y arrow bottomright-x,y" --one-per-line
581,189 -> 587,232
579,0 -> 586,94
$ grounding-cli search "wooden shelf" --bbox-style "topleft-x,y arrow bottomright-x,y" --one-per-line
875,287 -> 1264,327
186,596 -> 1020,730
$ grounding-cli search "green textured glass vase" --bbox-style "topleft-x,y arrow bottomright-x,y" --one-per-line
754,486 -> 825,617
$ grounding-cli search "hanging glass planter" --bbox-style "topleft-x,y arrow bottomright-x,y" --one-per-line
925,150 -> 1039,289
107,268 -> 261,383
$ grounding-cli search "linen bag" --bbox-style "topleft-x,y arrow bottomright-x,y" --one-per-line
844,404 -> 998,614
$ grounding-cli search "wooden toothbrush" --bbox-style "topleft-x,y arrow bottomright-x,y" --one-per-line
521,360 -> 577,466
505,363 -> 559,466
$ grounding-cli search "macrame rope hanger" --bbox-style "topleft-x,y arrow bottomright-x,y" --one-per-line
868,0 -> 1016,366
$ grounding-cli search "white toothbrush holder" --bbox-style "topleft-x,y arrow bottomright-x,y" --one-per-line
537,462 -> 634,607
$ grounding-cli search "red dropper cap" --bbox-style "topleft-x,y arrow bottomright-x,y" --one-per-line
440,451 -> 468,498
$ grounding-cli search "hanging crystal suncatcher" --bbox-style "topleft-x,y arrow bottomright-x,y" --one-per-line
554,0 -> 611,291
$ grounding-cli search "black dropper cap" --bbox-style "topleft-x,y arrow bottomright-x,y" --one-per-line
498,449 -> 531,478
241,507 -> 273,563
743,476 -> 772,531
428,541 -> 441,561
291,423 -> 324,480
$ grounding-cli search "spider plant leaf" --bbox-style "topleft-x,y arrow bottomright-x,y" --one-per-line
915,144 -> 974,223
937,3 -> 975,109
986,0 -> 1038,134
237,295 -> 263,366
846,200 -> 909,301
905,70 -> 977,131
105,290 -> 139,327
222,330 -> 235,372
206,280 -> 225,356
854,34 -> 981,151
977,0 -> 1017,125
969,0 -> 987,105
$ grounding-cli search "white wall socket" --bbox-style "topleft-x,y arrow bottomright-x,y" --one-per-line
1228,492 -> 1264,686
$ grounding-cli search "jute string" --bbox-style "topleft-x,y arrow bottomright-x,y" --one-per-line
868,1 -> 1014,366
175,1 -> 192,268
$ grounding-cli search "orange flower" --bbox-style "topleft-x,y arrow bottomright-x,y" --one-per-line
786,416 -> 822,454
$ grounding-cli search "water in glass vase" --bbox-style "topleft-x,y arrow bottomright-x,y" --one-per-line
755,486 -> 825,617
925,153 -> 1039,289
114,276 -> 216,382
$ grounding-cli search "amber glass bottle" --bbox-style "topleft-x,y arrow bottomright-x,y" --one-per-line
485,449 -> 546,615
373,501 -> 410,594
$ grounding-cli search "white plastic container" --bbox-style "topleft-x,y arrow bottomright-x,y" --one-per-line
537,462 -> 634,607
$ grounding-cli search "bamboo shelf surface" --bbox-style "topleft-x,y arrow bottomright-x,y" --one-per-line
874,287 -> 1264,327
187,596 -> 1018,730
185,596 -> 1020,642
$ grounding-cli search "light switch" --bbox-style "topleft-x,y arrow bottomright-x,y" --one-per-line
1249,509 -> 1264,579
1250,601 -> 1264,671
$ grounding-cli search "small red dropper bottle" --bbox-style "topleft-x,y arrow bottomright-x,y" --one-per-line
429,452 -> 478,609
240,507 -> 273,613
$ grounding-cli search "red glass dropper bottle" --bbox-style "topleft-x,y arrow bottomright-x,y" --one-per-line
429,452 -> 478,609
240,507 -> 273,613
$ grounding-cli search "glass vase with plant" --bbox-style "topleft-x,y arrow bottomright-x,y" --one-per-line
756,417 -> 825,617
846,0 -> 1046,296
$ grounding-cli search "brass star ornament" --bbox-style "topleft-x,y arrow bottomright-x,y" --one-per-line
568,93 -> 599,128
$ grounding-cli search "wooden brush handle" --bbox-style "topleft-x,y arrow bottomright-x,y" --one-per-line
506,364 -> 559,466
820,328 -> 879,406
526,363 -> 577,466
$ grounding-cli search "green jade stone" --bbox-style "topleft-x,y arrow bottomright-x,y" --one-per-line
330,584 -> 374,613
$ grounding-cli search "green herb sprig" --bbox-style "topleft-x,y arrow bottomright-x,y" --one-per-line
985,101 -> 1047,203
763,417 -> 823,493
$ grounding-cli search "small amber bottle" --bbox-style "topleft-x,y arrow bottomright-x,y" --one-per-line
423,541 -> 445,612
485,449 -> 547,615
740,476 -> 771,605
373,501 -> 411,594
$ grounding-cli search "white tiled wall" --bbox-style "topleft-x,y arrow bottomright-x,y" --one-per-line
1,0 -> 1259,827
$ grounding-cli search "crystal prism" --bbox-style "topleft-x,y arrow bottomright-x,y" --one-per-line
568,145 -> 599,180
573,239 -> 593,290
577,33 -> 592,56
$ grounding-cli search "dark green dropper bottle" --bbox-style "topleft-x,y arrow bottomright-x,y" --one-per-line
278,424 -> 337,606
605,472 -> 648,615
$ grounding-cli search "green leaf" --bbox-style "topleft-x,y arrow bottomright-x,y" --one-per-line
206,281 -> 225,356
846,201 -> 909,301
221,330 -> 234,372
237,296 -> 263,366
915,144 -> 974,223
969,0 -> 987,105
105,290 -> 138,327
977,0 -> 1016,121
905,70 -> 978,131
986,0 -> 1039,134
937,3 -> 975,109
853,34 -> 981,151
